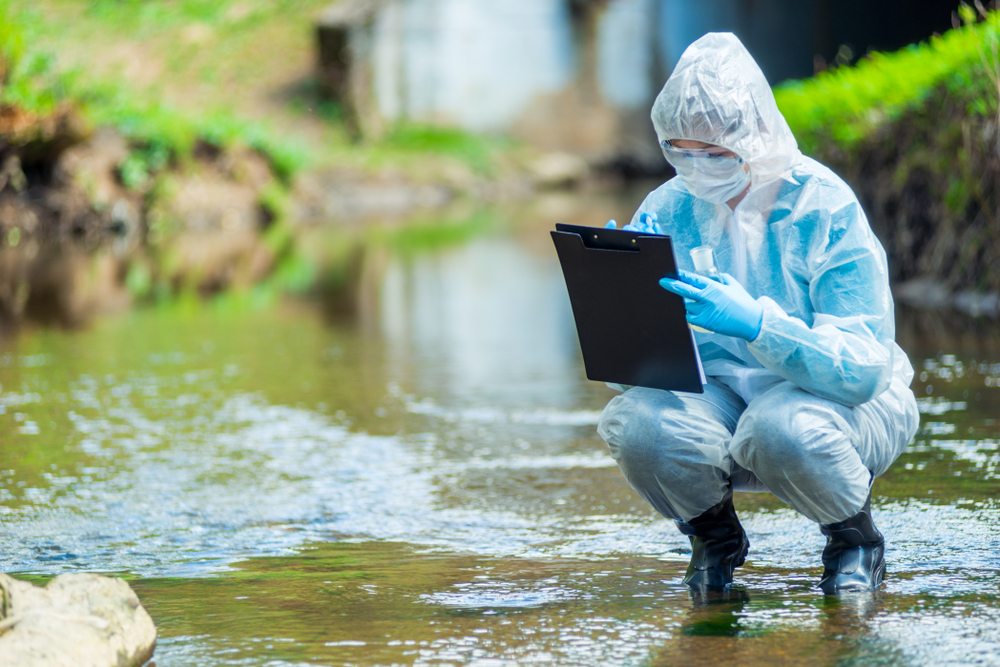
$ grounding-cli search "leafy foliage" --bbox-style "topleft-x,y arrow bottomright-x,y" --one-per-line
0,1 -> 307,182
776,7 -> 1000,294
775,8 -> 1000,155
81,0 -> 323,34
0,0 -> 24,77
74,79 -> 309,182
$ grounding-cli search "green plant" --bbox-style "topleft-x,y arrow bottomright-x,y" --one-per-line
1,2 -> 308,182
775,9 -> 1000,154
0,2 -> 64,116
78,0 -> 264,37
118,141 -> 171,190
382,124 -> 500,175
73,80 -> 309,183
962,1 -> 1000,124
0,0 -> 25,77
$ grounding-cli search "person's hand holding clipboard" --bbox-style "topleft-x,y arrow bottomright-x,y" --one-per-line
551,223 -> 706,393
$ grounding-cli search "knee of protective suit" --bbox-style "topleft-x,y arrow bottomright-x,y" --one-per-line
729,386 -> 856,484
597,387 -> 736,521
732,391 -> 873,524
597,389 -> 664,464
597,387 -> 732,469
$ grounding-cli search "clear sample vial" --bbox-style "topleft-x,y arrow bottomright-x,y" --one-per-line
690,245 -> 722,281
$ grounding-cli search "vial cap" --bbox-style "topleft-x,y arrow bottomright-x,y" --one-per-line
690,246 -> 716,274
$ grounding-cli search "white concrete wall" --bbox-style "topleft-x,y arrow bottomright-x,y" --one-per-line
371,0 -> 663,132
597,0 -> 656,110
365,0 -> 817,144
374,0 -> 577,131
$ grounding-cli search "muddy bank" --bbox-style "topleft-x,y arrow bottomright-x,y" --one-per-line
1,106 -> 130,329
0,99 -> 288,332
1,95 -> 611,333
812,77 -> 1000,311
9,75 -> 996,333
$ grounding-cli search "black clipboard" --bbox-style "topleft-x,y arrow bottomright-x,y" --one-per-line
551,223 -> 704,393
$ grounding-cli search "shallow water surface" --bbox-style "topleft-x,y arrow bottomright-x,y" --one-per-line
2,201 -> 999,666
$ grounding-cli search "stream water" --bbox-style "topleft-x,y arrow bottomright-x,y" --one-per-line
1,194 -> 999,666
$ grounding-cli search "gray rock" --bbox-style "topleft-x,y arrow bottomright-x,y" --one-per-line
894,277 -> 1000,318
0,573 -> 156,667
894,278 -> 953,310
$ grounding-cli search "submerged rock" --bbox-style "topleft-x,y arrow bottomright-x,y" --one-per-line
894,277 -> 1000,318
0,573 -> 156,667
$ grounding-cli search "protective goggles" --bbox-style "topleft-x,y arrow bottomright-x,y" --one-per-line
660,139 -> 744,174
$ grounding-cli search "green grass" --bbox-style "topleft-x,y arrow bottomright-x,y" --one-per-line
0,0 -> 24,75
775,6 -> 1000,154
77,80 -> 310,183
1,1 -> 309,184
1,1 -> 63,117
3,0 -> 512,181
83,0 -> 241,31
380,124 -> 507,176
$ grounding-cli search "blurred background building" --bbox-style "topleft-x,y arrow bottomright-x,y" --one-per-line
319,0 -> 963,170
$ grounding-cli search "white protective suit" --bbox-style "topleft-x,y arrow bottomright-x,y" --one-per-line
597,33 -> 920,525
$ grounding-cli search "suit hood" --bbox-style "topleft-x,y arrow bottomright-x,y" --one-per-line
652,33 -> 802,185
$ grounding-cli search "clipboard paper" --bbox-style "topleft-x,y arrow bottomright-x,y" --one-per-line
551,223 -> 705,394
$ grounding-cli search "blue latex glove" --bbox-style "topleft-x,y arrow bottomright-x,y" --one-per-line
605,212 -> 660,234
659,269 -> 763,341
630,211 -> 660,234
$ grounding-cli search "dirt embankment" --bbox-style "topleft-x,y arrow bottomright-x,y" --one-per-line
0,100 -> 283,332
815,83 -> 1000,315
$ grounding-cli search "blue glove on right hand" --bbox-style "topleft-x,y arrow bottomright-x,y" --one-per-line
659,269 -> 763,341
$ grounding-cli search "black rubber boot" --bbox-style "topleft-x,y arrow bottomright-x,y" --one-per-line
818,495 -> 886,594
675,494 -> 749,589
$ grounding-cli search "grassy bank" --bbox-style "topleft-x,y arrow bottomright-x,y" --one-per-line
2,0 -> 512,181
775,5 -> 1000,155
1,0 -> 308,184
776,6 -> 1000,295
0,0 -> 519,329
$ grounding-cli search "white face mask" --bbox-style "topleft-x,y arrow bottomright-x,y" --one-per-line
679,161 -> 750,204
661,141 -> 751,205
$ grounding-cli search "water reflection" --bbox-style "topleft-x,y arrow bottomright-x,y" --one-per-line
2,205 -> 1000,666
681,587 -> 754,637
380,235 -> 581,408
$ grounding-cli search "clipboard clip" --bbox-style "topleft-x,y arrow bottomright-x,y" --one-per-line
554,223 -> 652,252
